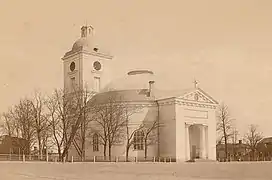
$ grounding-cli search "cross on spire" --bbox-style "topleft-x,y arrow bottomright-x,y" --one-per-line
193,79 -> 199,89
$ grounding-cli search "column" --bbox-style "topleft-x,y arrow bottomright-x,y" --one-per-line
185,124 -> 190,160
201,125 -> 207,159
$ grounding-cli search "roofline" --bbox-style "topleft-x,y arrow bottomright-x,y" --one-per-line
156,87 -> 219,105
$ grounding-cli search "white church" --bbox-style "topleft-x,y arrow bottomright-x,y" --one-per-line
62,25 -> 218,162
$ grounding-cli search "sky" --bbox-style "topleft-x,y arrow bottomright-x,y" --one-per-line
1,0 -> 272,137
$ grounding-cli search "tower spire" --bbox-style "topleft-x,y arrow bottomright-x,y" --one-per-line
80,23 -> 94,38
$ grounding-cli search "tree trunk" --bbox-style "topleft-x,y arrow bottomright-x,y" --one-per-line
81,141 -> 85,162
58,147 -> 62,162
103,142 -> 107,160
126,144 -> 129,162
108,144 -> 112,162
81,112 -> 86,162
224,132 -> 228,161
81,129 -> 85,162
38,135 -> 42,160
252,150 -> 255,161
144,138 -> 148,159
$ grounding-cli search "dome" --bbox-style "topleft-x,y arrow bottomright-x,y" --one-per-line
72,37 -> 93,51
72,36 -> 99,52
102,70 -> 155,92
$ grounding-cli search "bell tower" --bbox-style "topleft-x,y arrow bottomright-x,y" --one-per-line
62,25 -> 113,94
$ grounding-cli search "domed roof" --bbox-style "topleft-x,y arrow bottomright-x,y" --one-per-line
102,70 -> 155,92
63,25 -> 113,59
89,89 -> 154,105
72,37 -> 93,51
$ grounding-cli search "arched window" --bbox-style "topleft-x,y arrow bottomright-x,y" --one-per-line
133,130 -> 144,150
93,133 -> 99,152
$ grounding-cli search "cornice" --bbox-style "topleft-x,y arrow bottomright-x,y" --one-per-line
62,48 -> 113,60
185,122 -> 208,127
157,98 -> 217,109
86,101 -> 157,111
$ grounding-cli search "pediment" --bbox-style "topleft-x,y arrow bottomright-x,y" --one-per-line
177,88 -> 218,104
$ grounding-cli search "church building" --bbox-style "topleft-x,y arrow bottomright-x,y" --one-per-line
62,25 -> 218,162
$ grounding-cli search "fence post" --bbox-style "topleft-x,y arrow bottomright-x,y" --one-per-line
63,156 -> 66,163
164,157 -> 166,163
93,156 -> 96,163
115,156 -> 118,163
23,154 -> 25,162
135,156 -> 137,163
153,156 -> 156,163
169,157 -> 171,163
46,154 -> 49,162
159,157 -> 161,162
71,156 -> 74,163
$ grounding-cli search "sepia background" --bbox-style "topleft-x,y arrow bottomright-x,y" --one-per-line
1,0 -> 272,137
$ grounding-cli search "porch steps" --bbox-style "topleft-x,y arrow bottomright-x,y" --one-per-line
186,158 -> 217,163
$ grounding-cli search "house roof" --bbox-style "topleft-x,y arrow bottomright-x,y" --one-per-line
259,137 -> 272,144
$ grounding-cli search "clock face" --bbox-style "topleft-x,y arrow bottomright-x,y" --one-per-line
70,62 -> 75,71
93,61 -> 102,71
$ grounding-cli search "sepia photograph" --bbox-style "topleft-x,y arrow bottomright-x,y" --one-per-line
0,0 -> 272,179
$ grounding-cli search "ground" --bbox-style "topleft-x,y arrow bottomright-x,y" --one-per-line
0,161 -> 272,180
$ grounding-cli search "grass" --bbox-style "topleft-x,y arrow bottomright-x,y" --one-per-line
0,161 -> 272,180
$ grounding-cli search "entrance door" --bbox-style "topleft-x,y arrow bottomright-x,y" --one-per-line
192,145 -> 196,159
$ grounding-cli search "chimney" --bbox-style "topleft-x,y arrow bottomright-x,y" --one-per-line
148,80 -> 155,98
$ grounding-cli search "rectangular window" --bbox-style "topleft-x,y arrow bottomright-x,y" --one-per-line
94,77 -> 100,92
71,77 -> 76,89
133,131 -> 144,150
93,134 -> 99,152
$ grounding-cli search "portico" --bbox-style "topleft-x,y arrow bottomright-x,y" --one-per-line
185,123 -> 209,161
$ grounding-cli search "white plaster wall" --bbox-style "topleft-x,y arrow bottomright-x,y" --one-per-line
80,104 -> 158,160
82,53 -> 113,92
157,102 -> 176,159
63,53 -> 81,92
175,104 -> 186,161
207,108 -> 217,160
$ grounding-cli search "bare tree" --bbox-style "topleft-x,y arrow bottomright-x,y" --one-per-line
1,111 -> 16,137
142,118 -> 160,159
60,86 -> 95,161
46,89 -> 66,160
46,88 -> 79,161
91,93 -> 130,161
244,124 -> 263,161
12,98 -> 36,154
91,105 -> 109,158
216,103 -> 234,161
30,90 -> 51,159
231,127 -> 239,160
124,105 -> 145,162
72,86 -> 94,161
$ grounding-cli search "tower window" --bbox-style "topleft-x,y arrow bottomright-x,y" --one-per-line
71,77 -> 76,89
70,62 -> 75,71
133,130 -> 144,150
94,77 -> 100,92
93,133 -> 99,152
